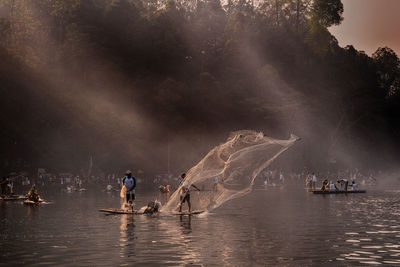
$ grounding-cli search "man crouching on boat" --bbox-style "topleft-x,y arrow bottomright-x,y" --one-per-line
144,200 -> 162,214
27,185 -> 39,202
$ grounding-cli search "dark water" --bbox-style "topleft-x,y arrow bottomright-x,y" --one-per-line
1,185 -> 400,266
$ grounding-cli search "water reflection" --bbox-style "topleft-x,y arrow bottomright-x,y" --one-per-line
119,214 -> 136,260
3,186 -> 400,265
179,215 -> 192,234
27,205 -> 39,216
158,192 -> 170,204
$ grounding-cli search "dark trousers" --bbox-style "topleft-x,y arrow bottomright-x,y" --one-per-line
126,192 -> 135,203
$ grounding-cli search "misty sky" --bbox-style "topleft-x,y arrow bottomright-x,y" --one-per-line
329,0 -> 400,56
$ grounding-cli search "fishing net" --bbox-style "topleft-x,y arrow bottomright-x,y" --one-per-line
162,130 -> 299,212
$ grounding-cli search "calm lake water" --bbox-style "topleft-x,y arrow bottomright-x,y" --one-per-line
1,184 -> 400,266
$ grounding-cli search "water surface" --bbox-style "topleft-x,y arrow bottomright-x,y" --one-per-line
1,185 -> 400,266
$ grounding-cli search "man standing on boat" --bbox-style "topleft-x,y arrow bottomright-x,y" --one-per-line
178,173 -> 185,188
122,170 -> 136,206
338,178 -> 348,191
213,176 -> 219,191
179,173 -> 200,213
311,172 -> 317,190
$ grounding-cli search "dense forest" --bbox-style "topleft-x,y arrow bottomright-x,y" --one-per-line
0,0 -> 399,175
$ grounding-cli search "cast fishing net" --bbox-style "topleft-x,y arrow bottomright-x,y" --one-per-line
162,130 -> 299,212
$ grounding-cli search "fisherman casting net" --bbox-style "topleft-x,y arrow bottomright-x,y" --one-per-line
162,130 -> 299,213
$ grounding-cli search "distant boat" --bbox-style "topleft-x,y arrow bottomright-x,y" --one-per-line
0,195 -> 28,201
99,208 -> 137,214
312,190 -> 366,194
23,198 -> 44,205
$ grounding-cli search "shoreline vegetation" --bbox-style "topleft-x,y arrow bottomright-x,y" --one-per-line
0,0 -> 399,175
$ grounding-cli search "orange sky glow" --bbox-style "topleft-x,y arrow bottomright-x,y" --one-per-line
329,0 -> 400,56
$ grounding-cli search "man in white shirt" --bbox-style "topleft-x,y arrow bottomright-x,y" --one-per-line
213,176 -> 219,191
311,172 -> 317,190
178,174 -> 200,212
279,172 -> 284,184
351,181 -> 357,191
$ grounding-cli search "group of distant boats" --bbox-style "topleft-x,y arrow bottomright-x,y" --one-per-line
65,185 -> 86,192
310,179 -> 366,194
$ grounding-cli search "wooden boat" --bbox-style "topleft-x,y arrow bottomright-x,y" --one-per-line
1,195 -> 28,201
171,210 -> 205,215
23,198 -> 44,205
99,208 -> 205,215
312,190 -> 366,194
99,208 -> 138,214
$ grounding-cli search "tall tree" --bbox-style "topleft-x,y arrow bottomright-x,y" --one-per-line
311,0 -> 343,27
373,47 -> 400,97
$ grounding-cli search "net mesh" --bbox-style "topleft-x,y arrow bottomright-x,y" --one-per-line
162,130 -> 299,213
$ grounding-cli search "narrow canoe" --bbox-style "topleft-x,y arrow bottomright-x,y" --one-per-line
1,195 -> 28,201
23,199 -> 44,205
99,208 -> 138,214
171,210 -> 205,215
312,190 -> 366,194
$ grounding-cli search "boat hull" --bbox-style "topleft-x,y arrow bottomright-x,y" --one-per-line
312,190 -> 366,194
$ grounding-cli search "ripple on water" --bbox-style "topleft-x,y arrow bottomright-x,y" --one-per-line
348,253 -> 360,256
354,251 -> 374,255
379,230 -> 399,234
370,256 -> 383,259
359,261 -> 382,265
345,256 -> 371,260
386,246 -> 400,249
383,261 -> 400,264
362,246 -> 383,249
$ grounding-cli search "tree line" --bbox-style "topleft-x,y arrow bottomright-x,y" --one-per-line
0,0 -> 399,173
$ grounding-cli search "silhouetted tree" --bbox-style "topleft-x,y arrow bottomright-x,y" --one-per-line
373,47 -> 400,97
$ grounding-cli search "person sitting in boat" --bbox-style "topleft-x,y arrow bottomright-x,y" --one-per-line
179,173 -> 201,213
329,181 -> 339,191
159,185 -> 170,193
305,175 -> 311,189
351,181 -> 358,191
27,185 -> 39,202
1,176 -> 8,196
321,179 -> 329,191
338,179 -> 349,191
144,200 -> 162,214
122,170 -> 136,206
